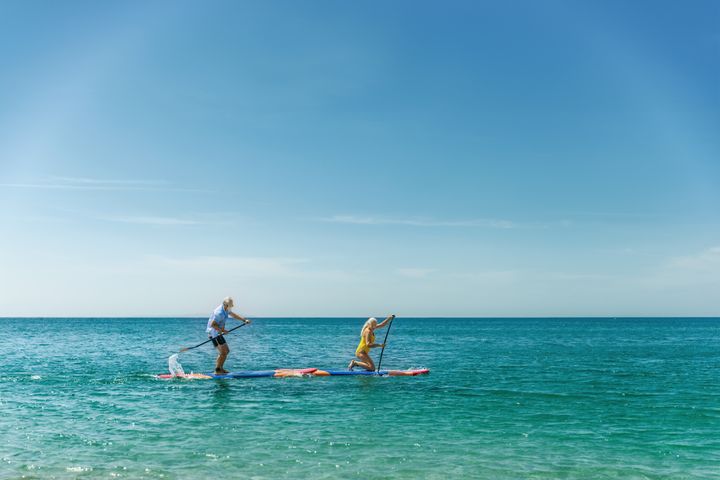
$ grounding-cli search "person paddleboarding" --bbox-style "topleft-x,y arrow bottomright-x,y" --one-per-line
207,297 -> 251,374
348,314 -> 395,371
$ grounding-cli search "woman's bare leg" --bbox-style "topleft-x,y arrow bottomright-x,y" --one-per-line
352,352 -> 375,371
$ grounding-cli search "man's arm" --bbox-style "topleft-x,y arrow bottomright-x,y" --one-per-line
210,320 -> 228,334
230,312 -> 251,324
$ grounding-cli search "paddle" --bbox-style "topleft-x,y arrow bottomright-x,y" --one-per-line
178,322 -> 247,353
376,315 -> 395,372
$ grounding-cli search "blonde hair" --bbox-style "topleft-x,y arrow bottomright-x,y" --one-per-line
223,297 -> 234,308
363,317 -> 377,330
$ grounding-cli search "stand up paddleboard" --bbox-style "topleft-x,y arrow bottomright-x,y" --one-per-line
157,368 -> 318,379
313,369 -> 429,376
156,368 -> 429,379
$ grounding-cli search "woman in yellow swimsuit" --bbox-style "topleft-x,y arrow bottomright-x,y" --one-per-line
348,314 -> 395,371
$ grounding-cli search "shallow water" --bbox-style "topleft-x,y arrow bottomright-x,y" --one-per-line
1,317 -> 719,479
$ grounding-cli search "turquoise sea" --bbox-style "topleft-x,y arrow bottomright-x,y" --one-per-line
1,317 -> 719,479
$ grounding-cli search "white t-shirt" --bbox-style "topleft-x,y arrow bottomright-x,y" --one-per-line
206,304 -> 231,338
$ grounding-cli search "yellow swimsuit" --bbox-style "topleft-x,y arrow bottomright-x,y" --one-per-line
356,329 -> 375,355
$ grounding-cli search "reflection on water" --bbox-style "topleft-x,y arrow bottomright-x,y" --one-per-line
210,380 -> 233,405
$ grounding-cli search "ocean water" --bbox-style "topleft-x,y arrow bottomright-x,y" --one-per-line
1,317 -> 719,479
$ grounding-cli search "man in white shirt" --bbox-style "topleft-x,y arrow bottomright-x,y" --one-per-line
206,297 -> 251,374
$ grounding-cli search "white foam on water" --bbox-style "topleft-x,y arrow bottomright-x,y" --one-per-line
66,466 -> 92,473
168,354 -> 186,377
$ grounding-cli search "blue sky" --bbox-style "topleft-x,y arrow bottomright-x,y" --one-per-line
1,0 -> 718,316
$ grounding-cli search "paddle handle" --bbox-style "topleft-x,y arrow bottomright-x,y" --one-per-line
376,316 -> 394,372
179,322 -> 247,352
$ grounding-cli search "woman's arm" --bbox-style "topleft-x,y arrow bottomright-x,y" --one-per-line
365,329 -> 385,349
376,314 -> 395,329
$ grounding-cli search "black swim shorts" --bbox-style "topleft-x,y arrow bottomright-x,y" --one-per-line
210,335 -> 227,347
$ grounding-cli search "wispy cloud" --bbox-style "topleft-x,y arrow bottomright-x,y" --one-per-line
557,211 -> 664,219
630,246 -> 720,294
97,211 -> 243,227
0,176 -> 206,193
668,246 -> 720,271
49,176 -> 167,186
316,215 -> 519,229
449,270 -> 520,283
396,268 -> 435,278
149,255 -> 311,277
100,216 -> 202,226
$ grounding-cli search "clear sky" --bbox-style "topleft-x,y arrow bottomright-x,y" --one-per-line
0,0 -> 718,317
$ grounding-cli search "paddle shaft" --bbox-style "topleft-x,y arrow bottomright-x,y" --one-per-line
376,317 -> 394,372
179,322 -> 247,353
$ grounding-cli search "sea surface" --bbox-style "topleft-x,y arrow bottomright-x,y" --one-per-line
1,317 -> 719,479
